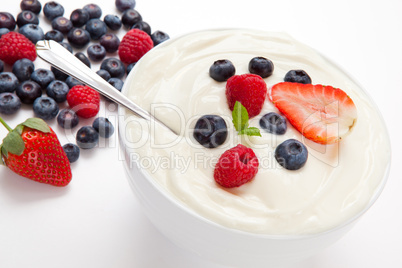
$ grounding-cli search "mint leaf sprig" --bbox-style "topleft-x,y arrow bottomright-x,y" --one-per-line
232,101 -> 261,137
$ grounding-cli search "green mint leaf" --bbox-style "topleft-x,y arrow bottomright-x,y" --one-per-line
231,101 -> 262,137
239,127 -> 262,137
2,130 -> 25,156
21,118 -> 50,133
232,101 -> 249,132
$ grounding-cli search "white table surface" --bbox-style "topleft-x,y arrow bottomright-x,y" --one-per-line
0,0 -> 401,267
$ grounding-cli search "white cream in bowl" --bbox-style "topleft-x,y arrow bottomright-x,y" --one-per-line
121,29 -> 391,236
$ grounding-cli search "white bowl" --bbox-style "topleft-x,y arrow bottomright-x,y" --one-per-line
118,29 -> 391,267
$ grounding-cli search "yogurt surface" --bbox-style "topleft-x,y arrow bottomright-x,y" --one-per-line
122,29 -> 390,235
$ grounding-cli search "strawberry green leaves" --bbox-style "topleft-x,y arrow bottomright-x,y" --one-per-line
1,130 -> 25,156
0,147 -> 4,165
20,118 -> 51,133
232,101 -> 261,137
0,117 -> 51,166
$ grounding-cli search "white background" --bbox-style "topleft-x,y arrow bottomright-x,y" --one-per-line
0,0 -> 401,267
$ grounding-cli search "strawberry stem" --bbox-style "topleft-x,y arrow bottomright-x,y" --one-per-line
0,116 -> 12,132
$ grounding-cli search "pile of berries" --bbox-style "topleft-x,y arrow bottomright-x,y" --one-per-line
0,0 -> 170,168
196,55 -> 356,188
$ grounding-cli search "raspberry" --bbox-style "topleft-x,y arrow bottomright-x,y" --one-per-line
0,32 -> 36,65
66,85 -> 100,119
118,29 -> 153,64
213,144 -> 259,188
225,74 -> 267,118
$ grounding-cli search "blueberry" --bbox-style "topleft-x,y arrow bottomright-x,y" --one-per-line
104,14 -> 122,31
131,21 -> 151,35
43,1 -> 64,21
57,108 -> 79,129
248,57 -> 274,78
45,29 -> 64,42
75,52 -> 91,68
67,28 -> 90,48
51,66 -> 69,81
33,96 -> 59,120
0,72 -> 19,93
19,23 -> 45,44
19,24 -> 41,42
12,58 -> 35,82
126,62 -> 136,74
62,143 -> 80,163
209,59 -> 235,82
0,12 -> 16,31
83,4 -> 102,19
20,0 -> 42,15
59,42 -> 73,53
85,19 -> 107,40
51,16 -> 73,34
0,59 -> 3,73
121,9 -> 142,28
76,126 -> 99,149
259,112 -> 287,135
275,139 -> 308,170
284,70 -> 312,84
96,69 -> 111,81
0,93 -> 21,115
115,0 -> 136,12
70,8 -> 89,28
100,58 -> 125,78
46,80 -> 69,102
105,78 -> 124,102
193,115 -> 228,148
151,30 -> 169,46
15,80 -> 42,104
31,68 -> 55,89
16,11 -> 39,28
99,33 -> 120,53
93,117 -> 114,138
108,77 -> 123,92
87,44 -> 106,62
65,76 -> 83,88
0,28 -> 10,38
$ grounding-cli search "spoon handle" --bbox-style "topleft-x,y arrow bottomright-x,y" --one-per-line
35,40 -> 178,135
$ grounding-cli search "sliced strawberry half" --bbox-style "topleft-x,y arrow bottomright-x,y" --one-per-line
269,82 -> 357,144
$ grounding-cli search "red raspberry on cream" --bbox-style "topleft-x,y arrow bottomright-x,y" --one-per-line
214,144 -> 259,188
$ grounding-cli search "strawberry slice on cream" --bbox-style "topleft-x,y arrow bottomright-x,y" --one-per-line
269,82 -> 357,144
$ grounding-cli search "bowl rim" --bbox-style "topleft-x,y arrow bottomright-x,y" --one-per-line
118,28 -> 392,240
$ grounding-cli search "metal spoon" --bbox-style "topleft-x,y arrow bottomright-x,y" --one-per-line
35,40 -> 178,135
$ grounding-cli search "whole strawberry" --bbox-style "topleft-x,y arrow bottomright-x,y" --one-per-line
214,144 -> 259,188
118,29 -> 153,64
0,117 -> 72,186
226,74 -> 267,118
67,85 -> 100,119
0,31 -> 37,65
